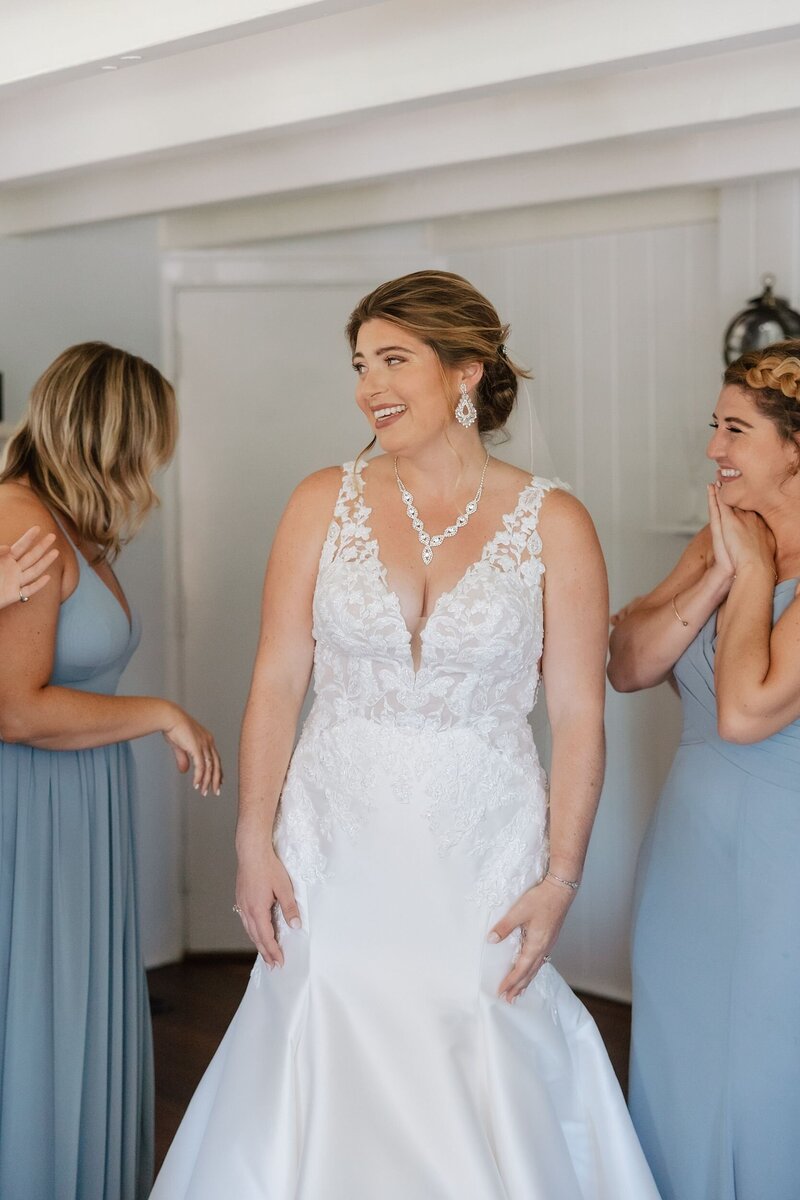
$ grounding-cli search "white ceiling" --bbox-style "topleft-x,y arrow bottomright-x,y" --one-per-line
2,0 -> 800,239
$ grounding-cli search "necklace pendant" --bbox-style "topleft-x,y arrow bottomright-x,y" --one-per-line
394,451 -> 490,573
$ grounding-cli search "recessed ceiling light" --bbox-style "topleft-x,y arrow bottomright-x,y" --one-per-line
120,54 -> 142,62
100,64 -> 118,71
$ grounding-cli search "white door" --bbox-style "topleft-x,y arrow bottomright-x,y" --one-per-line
170,256 -> 437,949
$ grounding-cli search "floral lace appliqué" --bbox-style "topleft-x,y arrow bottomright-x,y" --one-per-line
275,460 -> 569,909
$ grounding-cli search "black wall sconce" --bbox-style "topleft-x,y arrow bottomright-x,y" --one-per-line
723,274 -> 800,364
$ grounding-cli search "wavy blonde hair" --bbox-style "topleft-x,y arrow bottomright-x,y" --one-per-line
724,339 -> 800,443
0,342 -> 177,561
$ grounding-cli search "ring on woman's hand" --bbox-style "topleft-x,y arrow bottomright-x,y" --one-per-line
542,954 -> 551,963
232,904 -> 242,915
19,591 -> 29,603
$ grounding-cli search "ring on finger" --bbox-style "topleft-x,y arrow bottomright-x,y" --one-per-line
542,954 -> 551,963
232,904 -> 242,915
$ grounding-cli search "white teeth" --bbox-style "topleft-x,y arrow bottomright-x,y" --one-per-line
374,405 -> 406,420
719,468 -> 741,478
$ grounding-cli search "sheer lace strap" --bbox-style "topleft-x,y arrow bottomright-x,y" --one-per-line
320,460 -> 374,567
501,476 -> 571,566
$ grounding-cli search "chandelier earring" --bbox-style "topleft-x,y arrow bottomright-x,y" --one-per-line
455,381 -> 478,429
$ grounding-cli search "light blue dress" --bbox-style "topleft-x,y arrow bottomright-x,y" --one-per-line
630,580 -> 800,1200
0,520 -> 153,1200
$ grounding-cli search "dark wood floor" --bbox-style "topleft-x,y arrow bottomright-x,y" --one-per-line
148,956 -> 631,1173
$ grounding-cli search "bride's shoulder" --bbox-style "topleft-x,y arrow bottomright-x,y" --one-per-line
537,485 -> 598,544
280,467 -> 345,532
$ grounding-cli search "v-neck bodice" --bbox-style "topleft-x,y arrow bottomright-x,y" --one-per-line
310,459 -> 567,741
50,518 -> 140,695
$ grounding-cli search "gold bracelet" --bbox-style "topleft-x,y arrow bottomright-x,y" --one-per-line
671,594 -> 689,628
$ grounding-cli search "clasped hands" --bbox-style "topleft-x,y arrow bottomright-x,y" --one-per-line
706,483 -> 776,584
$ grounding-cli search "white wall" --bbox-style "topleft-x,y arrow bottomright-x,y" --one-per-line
0,217 -> 181,965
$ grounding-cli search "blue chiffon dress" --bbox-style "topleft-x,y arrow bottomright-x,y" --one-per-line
0,523 -> 153,1200
630,579 -> 800,1200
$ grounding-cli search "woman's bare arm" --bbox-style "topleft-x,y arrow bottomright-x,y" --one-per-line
539,490 -> 608,884
492,490 -> 609,1002
234,467 -> 342,966
710,493 -> 800,743
607,526 -> 733,692
0,488 -> 221,794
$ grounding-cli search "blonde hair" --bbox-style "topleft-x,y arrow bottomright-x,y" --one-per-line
0,342 -> 177,561
346,270 -> 531,435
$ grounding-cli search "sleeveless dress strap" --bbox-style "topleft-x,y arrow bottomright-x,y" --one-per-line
490,476 -> 571,568
319,460 -> 373,570
47,507 -> 78,549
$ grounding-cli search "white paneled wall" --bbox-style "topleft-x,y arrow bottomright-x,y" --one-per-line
718,174 -> 800,325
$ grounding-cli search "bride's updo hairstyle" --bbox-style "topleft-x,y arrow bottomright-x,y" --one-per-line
1,342 -> 177,561
345,270 -> 530,435
724,339 -> 800,446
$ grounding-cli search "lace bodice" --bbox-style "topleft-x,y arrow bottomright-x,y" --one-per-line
311,460 -> 561,747
276,460 -> 567,905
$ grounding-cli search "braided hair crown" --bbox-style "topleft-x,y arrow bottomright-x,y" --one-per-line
744,353 -> 800,399
724,339 -> 800,443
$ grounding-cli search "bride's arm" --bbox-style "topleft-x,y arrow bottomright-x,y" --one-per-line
491,490 -> 607,1002
538,490 -> 608,892
234,468 -> 341,968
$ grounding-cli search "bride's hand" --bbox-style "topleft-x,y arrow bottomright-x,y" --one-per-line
235,835 -> 301,969
489,876 -> 575,1003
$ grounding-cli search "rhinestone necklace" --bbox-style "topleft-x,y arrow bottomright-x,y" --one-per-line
394,452 -> 490,566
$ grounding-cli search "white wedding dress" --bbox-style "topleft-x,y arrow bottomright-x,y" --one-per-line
152,462 -> 660,1200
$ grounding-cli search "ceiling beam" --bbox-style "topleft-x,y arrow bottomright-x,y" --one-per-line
1,0 -> 799,185
1,38 -> 798,235
3,109 -> 800,241
0,1 -> 382,93
155,114 -> 800,247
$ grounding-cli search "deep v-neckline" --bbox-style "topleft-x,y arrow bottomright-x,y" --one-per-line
55,514 -> 133,633
359,462 -> 537,672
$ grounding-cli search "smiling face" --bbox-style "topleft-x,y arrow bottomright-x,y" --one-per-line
352,318 -> 480,453
706,384 -> 800,508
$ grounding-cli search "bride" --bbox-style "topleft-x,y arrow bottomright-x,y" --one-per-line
152,270 -> 659,1199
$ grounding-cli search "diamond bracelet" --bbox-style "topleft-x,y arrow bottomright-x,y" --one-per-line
546,870 -> 581,892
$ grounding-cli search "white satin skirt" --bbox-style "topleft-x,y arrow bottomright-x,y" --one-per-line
151,767 -> 660,1199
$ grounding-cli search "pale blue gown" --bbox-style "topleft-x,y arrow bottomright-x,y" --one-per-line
0,520 -> 153,1200
630,579 -> 800,1200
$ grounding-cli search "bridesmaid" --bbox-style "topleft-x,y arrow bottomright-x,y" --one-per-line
0,344 -> 222,1200
608,339 -> 800,1200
